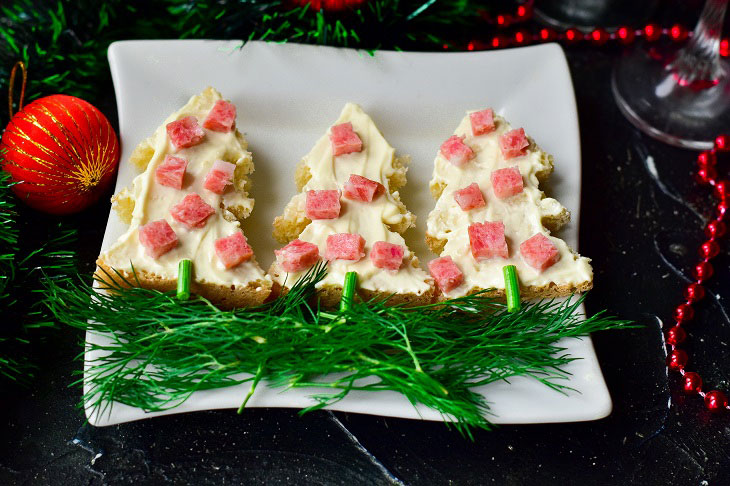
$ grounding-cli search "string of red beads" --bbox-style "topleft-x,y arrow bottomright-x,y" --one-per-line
462,24 -> 730,59
667,135 -> 730,413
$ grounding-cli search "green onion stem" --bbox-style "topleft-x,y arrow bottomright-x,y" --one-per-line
339,271 -> 358,312
503,265 -> 521,313
177,260 -> 192,301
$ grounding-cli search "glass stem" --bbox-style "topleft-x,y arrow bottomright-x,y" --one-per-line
670,0 -> 728,88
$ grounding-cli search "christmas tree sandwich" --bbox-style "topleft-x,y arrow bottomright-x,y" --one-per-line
426,109 -> 593,299
97,88 -> 272,308
270,103 -> 434,307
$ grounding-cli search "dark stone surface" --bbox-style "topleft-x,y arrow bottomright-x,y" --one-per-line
2,6 -> 730,486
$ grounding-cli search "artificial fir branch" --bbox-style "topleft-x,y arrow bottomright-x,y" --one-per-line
45,263 -> 634,437
0,0 -> 503,125
0,156 -> 77,381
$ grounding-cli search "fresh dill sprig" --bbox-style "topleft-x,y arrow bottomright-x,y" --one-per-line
45,263 -> 634,437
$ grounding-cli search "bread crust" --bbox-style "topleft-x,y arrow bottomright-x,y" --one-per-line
96,259 -> 272,309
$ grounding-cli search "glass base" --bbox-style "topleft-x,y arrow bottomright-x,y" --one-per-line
612,46 -> 730,150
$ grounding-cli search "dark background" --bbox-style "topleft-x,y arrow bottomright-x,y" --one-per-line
2,2 -> 730,485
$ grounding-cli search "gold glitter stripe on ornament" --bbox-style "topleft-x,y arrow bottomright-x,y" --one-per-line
47,99 -> 94,169
33,105 -> 87,166
72,97 -> 116,175
15,111 -> 83,168
3,122 -> 78,173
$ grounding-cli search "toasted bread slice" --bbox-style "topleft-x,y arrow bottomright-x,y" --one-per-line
269,103 -> 434,306
98,87 -> 272,308
425,110 -> 592,299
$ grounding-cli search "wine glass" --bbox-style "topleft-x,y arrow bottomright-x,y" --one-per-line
612,0 -> 730,149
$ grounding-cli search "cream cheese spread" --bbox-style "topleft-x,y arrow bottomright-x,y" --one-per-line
426,112 -> 593,298
270,103 -> 432,296
100,88 -> 270,289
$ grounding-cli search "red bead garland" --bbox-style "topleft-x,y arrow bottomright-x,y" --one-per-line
457,19 -> 730,59
665,137 -> 730,414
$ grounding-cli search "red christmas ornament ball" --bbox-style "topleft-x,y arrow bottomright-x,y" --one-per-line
666,325 -> 687,345
1,95 -> 119,214
705,220 -> 726,239
682,372 -> 703,394
667,349 -> 688,370
683,283 -> 705,303
704,390 -> 728,411
289,0 -> 366,11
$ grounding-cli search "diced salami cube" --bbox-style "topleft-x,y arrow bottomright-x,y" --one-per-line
468,221 -> 508,261
305,190 -> 341,220
204,160 -> 236,194
499,127 -> 529,159
330,122 -> 363,156
370,241 -> 405,271
214,231 -> 253,269
440,135 -> 475,167
470,109 -> 495,136
453,183 -> 486,211
138,220 -> 178,258
491,167 -> 524,199
428,256 -> 464,293
342,174 -> 384,202
166,116 -> 205,150
203,100 -> 236,132
170,193 -> 216,229
520,233 -> 560,272
325,233 -> 366,261
155,155 -> 188,190
275,239 -> 320,273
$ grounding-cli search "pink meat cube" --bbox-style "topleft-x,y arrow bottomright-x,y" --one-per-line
204,160 -> 236,194
138,220 -> 178,258
275,239 -> 320,273
468,221 -> 508,261
325,233 -> 366,261
520,233 -> 560,272
203,100 -> 236,132
453,183 -> 486,211
305,190 -> 341,220
166,116 -> 205,150
155,155 -> 188,190
330,122 -> 363,156
440,135 -> 475,167
342,174 -> 384,202
428,256 -> 464,293
370,241 -> 405,271
470,109 -> 495,136
170,193 -> 216,229
491,167 -> 524,199
499,128 -> 529,159
214,231 -> 253,269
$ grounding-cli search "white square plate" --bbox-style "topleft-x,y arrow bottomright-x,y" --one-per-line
90,40 -> 611,426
